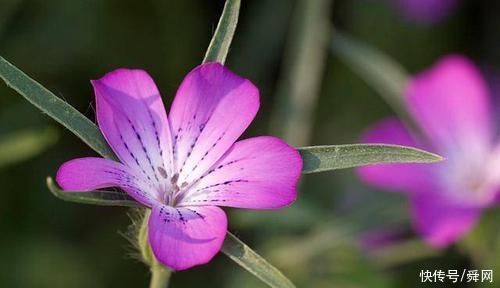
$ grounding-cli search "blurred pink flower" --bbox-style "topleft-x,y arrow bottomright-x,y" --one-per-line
357,55 -> 500,247
391,0 -> 459,24
56,63 -> 302,270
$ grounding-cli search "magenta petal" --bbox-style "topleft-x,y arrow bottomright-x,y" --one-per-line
410,191 -> 481,247
169,62 -> 259,185
406,55 -> 492,152
393,0 -> 458,24
356,117 -> 435,193
56,157 -> 155,206
179,136 -> 302,209
480,144 -> 500,205
92,69 -> 174,184
148,204 -> 227,271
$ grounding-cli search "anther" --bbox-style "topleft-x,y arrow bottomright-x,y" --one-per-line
157,166 -> 168,179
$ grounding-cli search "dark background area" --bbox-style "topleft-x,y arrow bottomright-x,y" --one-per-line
0,0 -> 498,287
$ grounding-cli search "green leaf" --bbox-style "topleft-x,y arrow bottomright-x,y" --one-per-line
299,144 -> 442,174
0,127 -> 58,168
47,177 -> 140,207
202,0 -> 241,64
222,232 -> 295,288
48,176 -> 295,288
0,56 -> 116,160
330,31 -> 420,131
0,10 -> 439,288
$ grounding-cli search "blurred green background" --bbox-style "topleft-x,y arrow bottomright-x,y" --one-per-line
1,0 -> 499,287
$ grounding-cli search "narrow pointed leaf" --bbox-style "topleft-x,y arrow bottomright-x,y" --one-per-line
1,18 -> 432,288
203,0 -> 241,64
299,144 -> 442,174
0,56 -> 116,159
47,177 -> 140,207
0,127 -> 58,168
222,232 -> 296,288
48,174 -> 295,287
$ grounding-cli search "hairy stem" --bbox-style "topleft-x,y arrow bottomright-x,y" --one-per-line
149,261 -> 171,288
139,210 -> 172,288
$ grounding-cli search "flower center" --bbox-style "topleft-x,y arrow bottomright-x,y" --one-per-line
156,167 -> 189,207
439,146 -> 497,207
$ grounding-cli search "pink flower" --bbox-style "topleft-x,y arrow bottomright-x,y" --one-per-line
357,55 -> 500,247
391,0 -> 459,24
56,63 -> 302,270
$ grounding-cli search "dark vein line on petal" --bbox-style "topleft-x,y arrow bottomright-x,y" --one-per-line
125,117 -> 160,183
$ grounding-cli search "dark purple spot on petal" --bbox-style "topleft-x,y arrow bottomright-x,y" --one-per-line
158,166 -> 168,179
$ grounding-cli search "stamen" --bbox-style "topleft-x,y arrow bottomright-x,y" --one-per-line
171,173 -> 179,185
157,166 -> 168,179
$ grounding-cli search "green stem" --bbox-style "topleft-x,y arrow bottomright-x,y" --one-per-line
149,261 -> 172,288
139,210 -> 172,288
270,0 -> 333,146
